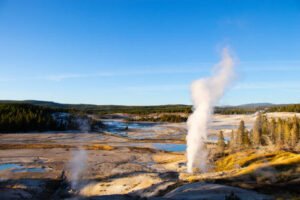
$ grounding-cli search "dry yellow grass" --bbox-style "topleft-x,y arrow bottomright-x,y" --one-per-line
181,149 -> 300,183
152,152 -> 185,164
215,149 -> 300,176
180,171 -> 234,182
0,143 -> 73,149
0,143 -> 115,151
84,144 -> 115,150
216,150 -> 300,176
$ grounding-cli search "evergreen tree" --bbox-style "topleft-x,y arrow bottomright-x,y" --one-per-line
229,130 -> 235,149
253,113 -> 263,146
236,120 -> 245,148
0,103 -> 82,133
262,115 -> 269,137
275,118 -> 284,147
283,120 -> 291,146
217,131 -> 226,153
249,129 -> 254,144
269,118 -> 276,145
291,116 -> 299,147
243,129 -> 251,147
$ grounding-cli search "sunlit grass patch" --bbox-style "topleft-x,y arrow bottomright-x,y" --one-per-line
0,143 -> 115,151
215,149 -> 300,182
177,150 -> 300,185
84,144 -> 115,151
152,153 -> 185,164
216,150 -> 298,171
0,143 -> 72,149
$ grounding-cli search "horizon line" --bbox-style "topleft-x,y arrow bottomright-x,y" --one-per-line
1,99 -> 299,107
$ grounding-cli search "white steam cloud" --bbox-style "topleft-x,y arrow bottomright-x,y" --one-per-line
70,149 -> 87,190
186,48 -> 235,173
69,118 -> 91,190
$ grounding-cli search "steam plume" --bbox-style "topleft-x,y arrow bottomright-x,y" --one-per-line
70,149 -> 87,189
186,48 -> 235,173
69,118 -> 91,190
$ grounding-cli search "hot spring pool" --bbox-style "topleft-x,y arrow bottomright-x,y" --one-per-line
102,120 -> 162,135
0,163 -> 46,173
153,143 -> 186,152
0,163 -> 22,171
12,168 -> 46,173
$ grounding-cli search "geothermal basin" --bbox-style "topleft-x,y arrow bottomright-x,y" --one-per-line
0,113 -> 267,199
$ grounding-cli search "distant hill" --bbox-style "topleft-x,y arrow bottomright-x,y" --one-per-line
0,100 -> 274,109
0,100 -> 98,110
0,100 -> 299,114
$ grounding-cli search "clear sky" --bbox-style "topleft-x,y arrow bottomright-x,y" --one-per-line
0,0 -> 299,105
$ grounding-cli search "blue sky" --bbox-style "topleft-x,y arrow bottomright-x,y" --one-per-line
0,0 -> 299,105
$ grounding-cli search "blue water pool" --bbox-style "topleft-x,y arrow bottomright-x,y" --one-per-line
153,143 -> 186,152
12,168 -> 46,173
102,120 -> 161,135
0,163 -> 22,171
0,163 -> 46,173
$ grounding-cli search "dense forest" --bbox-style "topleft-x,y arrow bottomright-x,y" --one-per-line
0,103 -> 102,133
217,113 -> 300,153
0,103 -> 76,132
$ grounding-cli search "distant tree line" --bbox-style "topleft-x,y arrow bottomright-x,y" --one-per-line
128,114 -> 188,123
91,105 -> 192,115
0,103 -> 103,133
95,104 -> 300,116
267,104 -> 300,113
217,113 -> 300,152
2,100 -> 300,115
214,107 -> 260,115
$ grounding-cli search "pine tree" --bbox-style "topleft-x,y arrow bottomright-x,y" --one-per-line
217,131 -> 226,153
283,120 -> 291,146
236,120 -> 245,148
275,118 -> 284,147
253,113 -> 263,146
243,129 -> 251,147
269,118 -> 276,145
291,116 -> 299,147
229,130 -> 235,149
261,115 -> 271,145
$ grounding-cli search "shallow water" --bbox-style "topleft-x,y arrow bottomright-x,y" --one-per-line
12,168 -> 46,173
0,163 -> 22,171
0,163 -> 46,173
102,120 -> 236,142
153,143 -> 186,152
102,120 -> 161,135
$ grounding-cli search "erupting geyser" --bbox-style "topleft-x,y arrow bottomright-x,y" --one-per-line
186,48 -> 235,173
